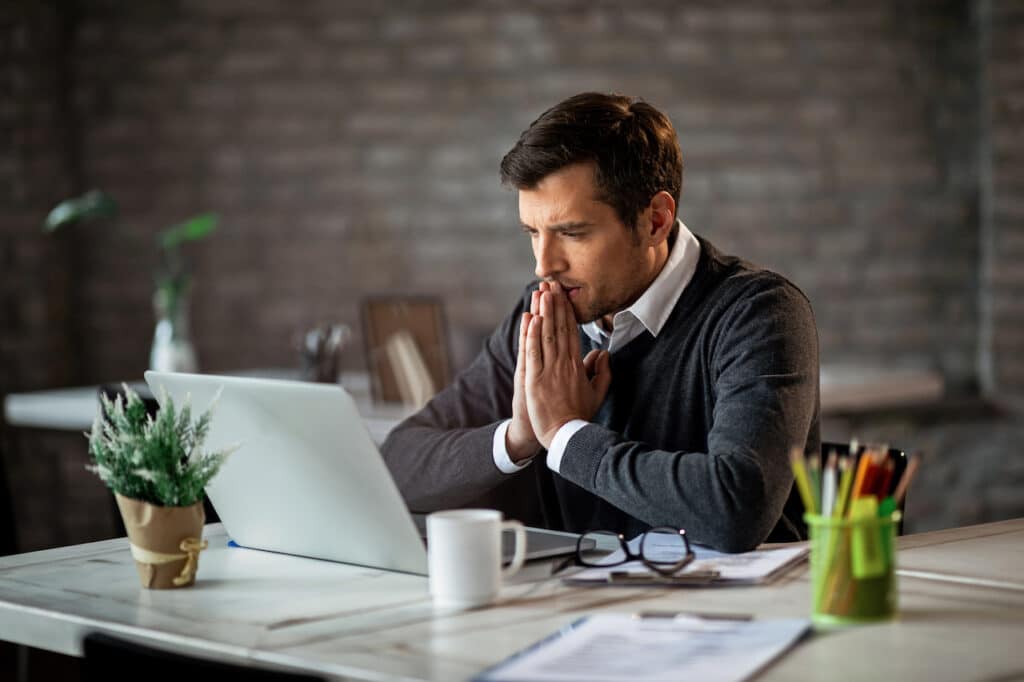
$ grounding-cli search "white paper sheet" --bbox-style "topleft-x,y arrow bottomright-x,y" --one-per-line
475,614 -> 810,682
568,535 -> 807,584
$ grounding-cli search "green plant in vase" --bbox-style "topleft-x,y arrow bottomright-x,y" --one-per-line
150,212 -> 218,372
88,385 -> 235,588
44,190 -> 219,372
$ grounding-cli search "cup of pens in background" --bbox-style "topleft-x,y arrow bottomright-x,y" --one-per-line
295,323 -> 351,383
792,442 -> 920,627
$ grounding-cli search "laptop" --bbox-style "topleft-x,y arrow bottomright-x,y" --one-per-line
144,371 -> 591,575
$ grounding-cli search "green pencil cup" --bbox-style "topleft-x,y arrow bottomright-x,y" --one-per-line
805,511 -> 900,626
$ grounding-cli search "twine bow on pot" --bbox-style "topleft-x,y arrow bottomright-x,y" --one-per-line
115,495 -> 208,589
128,536 -> 209,587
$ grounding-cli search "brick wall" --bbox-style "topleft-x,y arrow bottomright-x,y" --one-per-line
1,2 -> 78,394
1,2 -> 121,554
983,0 -> 1024,404
47,0 -> 981,386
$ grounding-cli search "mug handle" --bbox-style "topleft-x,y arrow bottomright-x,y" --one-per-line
501,520 -> 527,578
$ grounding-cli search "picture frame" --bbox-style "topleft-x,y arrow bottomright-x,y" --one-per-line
361,296 -> 451,405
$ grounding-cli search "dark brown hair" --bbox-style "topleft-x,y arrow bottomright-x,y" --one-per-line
499,92 -> 683,234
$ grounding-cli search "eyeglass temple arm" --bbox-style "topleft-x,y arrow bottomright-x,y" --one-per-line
550,554 -> 576,576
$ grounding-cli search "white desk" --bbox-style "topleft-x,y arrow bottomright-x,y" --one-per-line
817,364 -> 943,413
0,520 -> 1022,681
2,371 -> 413,445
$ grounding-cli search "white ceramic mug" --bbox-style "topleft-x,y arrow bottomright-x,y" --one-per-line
426,509 -> 527,609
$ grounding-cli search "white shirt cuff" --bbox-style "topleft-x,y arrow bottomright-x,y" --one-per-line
492,419 -> 534,474
546,419 -> 590,473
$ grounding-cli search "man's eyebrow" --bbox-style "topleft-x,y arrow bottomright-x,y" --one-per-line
520,221 -> 592,233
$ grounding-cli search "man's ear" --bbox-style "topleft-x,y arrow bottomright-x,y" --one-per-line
646,191 -> 676,246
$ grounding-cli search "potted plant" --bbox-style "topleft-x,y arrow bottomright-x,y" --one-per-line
87,385 -> 234,588
44,190 -> 219,372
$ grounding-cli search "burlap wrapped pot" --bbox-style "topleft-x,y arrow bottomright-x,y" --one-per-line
115,493 -> 207,589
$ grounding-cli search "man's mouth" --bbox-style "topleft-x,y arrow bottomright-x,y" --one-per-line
562,285 -> 582,300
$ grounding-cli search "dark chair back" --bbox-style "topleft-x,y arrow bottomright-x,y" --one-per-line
0,425 -> 16,556
98,384 -> 160,420
83,633 -> 324,682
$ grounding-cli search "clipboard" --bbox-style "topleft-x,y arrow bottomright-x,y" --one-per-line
473,613 -> 810,682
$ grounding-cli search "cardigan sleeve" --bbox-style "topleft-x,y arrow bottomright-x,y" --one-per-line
380,287 -> 534,511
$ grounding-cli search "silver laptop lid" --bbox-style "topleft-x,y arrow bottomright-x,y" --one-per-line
145,371 -> 429,575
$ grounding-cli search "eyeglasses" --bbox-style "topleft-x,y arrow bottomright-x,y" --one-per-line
551,527 -> 695,578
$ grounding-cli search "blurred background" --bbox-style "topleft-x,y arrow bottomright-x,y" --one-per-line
2,0 -> 1023,561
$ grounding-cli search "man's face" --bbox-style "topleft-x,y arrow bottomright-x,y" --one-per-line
519,162 -> 657,325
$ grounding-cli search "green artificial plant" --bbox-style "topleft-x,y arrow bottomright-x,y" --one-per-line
87,385 -> 235,507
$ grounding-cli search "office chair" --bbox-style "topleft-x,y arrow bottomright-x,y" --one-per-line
0,426 -> 16,557
83,633 -> 324,682
98,384 -> 161,420
817,441 -> 910,535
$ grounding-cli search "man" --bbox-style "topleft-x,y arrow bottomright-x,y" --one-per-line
382,92 -> 819,552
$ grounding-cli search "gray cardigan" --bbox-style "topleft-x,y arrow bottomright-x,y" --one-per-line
381,237 -> 820,552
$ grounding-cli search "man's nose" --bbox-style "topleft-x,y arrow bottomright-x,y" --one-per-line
533,234 -> 566,280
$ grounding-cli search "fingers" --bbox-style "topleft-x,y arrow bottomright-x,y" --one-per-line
582,349 -> 601,378
539,292 -> 558,362
518,312 -> 531,378
525,313 -> 543,379
564,292 -> 581,359
534,281 -> 582,370
526,286 -> 542,377
549,283 -> 568,356
546,281 -> 580,359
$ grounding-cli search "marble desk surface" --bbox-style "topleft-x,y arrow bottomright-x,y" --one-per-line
1,520 -> 1023,681
2,370 -> 413,445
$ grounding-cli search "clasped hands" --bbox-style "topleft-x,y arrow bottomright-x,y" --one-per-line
506,281 -> 612,463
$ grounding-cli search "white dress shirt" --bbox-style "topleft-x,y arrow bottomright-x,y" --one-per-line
493,219 -> 702,474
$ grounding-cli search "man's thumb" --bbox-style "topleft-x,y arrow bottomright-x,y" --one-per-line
592,350 -> 612,399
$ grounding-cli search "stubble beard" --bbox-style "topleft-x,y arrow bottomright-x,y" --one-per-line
573,286 -> 639,327
573,254 -> 651,327
565,237 -> 651,325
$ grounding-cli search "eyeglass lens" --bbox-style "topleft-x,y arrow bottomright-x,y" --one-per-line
576,528 -> 692,569
577,530 -> 629,567
639,527 -> 691,566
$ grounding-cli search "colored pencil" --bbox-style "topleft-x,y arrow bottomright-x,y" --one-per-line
835,455 -> 856,518
790,448 -> 817,515
892,452 -> 921,506
821,451 -> 838,517
808,453 -> 822,516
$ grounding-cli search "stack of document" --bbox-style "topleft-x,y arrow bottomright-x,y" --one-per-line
564,535 -> 808,586
475,613 -> 810,682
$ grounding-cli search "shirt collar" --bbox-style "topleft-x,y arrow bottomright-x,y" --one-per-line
582,219 -> 701,347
